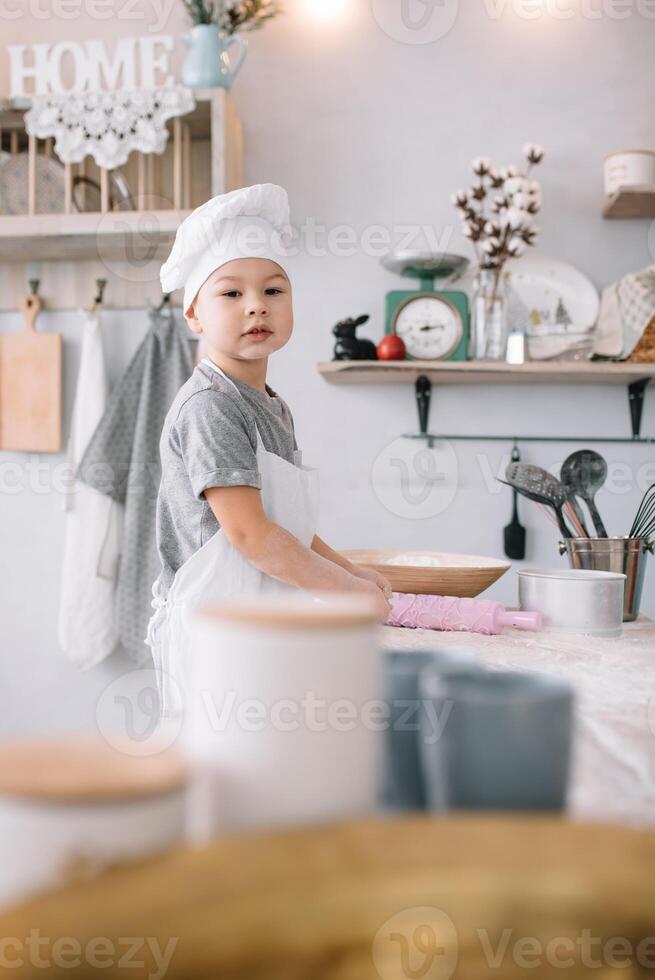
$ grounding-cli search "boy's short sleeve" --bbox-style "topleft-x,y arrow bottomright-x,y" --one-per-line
172,389 -> 261,499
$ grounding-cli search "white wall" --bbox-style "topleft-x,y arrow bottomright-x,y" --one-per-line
2,0 -> 654,736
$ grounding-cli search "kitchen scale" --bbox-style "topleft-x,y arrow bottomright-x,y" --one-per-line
380,250 -> 471,449
381,250 -> 470,361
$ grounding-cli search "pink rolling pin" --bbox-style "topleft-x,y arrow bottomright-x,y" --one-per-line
387,592 -> 542,635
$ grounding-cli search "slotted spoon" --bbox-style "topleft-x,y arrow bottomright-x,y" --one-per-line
504,462 -> 572,539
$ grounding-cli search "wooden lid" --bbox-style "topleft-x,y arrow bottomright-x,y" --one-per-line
197,592 -> 381,629
0,737 -> 187,803
2,814 -> 655,978
605,149 -> 655,159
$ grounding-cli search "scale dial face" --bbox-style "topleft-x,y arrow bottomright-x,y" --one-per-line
392,292 -> 464,360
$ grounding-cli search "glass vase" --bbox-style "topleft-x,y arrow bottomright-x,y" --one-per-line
470,267 -> 508,361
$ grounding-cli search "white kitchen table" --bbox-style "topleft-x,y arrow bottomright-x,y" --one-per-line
381,618 -> 655,826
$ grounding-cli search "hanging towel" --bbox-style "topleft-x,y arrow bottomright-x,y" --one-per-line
593,264 -> 655,360
76,306 -> 196,665
58,309 -> 122,669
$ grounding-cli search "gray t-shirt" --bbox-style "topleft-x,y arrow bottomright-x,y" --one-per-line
155,360 -> 298,593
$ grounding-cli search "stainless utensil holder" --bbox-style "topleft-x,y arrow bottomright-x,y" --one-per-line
558,537 -> 653,622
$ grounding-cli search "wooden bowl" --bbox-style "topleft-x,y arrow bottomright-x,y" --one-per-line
343,549 -> 511,597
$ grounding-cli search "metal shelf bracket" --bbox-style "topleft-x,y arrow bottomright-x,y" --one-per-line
402,375 -> 441,449
628,378 -> 650,440
400,375 -> 654,446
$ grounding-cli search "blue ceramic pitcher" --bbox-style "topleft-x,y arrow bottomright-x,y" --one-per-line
181,24 -> 248,90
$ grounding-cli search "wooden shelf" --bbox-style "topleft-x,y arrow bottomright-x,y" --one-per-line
0,209 -> 190,261
0,89 -> 243,263
603,185 -> 655,219
318,360 -> 655,386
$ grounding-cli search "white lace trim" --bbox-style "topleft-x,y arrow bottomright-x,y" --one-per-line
24,85 -> 196,170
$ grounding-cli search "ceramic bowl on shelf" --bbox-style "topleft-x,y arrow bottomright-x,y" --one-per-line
343,550 -> 511,597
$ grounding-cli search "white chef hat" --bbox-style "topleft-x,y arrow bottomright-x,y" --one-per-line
160,183 -> 293,317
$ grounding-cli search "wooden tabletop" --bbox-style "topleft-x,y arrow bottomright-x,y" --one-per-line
1,814 -> 655,979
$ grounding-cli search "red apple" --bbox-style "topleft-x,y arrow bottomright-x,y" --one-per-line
377,334 -> 406,360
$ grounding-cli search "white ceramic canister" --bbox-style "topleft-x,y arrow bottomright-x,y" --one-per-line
182,592 -> 383,840
604,150 -> 655,195
0,737 -> 187,911
518,568 -> 626,637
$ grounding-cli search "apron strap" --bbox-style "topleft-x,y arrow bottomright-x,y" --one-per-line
202,357 -> 266,451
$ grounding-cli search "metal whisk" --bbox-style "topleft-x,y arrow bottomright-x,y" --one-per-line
629,483 -> 655,540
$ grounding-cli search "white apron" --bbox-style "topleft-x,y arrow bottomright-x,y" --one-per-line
145,361 -> 320,716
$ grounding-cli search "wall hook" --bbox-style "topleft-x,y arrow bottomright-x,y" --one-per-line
147,292 -> 173,320
94,279 -> 107,306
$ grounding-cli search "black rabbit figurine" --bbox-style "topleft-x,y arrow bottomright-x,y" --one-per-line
332,314 -> 378,361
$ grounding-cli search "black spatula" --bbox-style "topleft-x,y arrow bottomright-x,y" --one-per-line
503,445 -> 526,560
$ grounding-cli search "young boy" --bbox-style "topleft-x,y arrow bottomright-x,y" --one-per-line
146,184 -> 391,710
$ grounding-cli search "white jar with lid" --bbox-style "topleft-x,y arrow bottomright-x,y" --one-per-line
0,737 -> 187,910
182,592 -> 383,839
604,150 -> 655,195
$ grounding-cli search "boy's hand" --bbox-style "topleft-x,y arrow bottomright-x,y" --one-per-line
351,564 -> 394,602
350,576 -> 393,623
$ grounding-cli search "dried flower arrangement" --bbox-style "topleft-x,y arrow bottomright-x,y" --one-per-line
452,143 -> 545,280
181,0 -> 282,33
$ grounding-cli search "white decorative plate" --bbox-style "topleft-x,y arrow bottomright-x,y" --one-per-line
503,255 -> 600,334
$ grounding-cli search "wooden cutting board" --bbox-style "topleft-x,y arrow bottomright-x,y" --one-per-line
1,814 -> 655,979
0,293 -> 62,452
